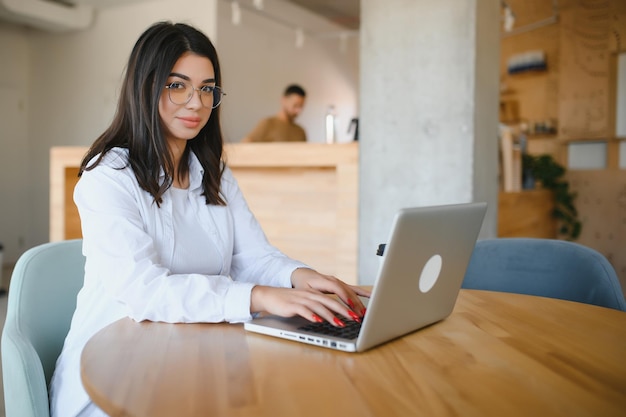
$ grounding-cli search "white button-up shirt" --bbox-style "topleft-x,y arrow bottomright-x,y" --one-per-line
50,148 -> 307,417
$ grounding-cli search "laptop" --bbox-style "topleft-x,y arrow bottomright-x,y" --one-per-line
244,202 -> 487,352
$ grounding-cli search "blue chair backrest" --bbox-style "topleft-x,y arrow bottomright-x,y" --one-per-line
462,238 -> 626,311
1,239 -> 85,417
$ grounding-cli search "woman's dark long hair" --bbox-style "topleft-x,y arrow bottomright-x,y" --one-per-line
80,21 -> 225,206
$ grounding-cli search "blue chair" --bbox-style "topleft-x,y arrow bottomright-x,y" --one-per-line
462,238 -> 626,311
1,239 -> 85,417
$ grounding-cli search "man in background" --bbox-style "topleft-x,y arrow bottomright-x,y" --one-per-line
242,84 -> 307,142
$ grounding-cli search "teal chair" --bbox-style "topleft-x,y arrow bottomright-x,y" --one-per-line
462,238 -> 626,311
1,239 -> 85,417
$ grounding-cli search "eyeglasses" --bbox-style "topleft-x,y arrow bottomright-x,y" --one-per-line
164,81 -> 226,109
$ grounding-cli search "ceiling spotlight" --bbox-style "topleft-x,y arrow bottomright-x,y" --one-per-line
231,1 -> 241,26
252,0 -> 264,10
295,28 -> 305,48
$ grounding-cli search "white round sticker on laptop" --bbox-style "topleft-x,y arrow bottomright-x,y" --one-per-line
419,254 -> 442,293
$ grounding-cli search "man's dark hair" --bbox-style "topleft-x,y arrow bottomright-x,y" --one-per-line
284,84 -> 306,97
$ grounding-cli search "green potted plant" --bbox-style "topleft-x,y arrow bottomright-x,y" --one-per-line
522,154 -> 582,240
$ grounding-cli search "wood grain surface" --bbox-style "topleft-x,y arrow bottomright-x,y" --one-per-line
81,289 -> 626,417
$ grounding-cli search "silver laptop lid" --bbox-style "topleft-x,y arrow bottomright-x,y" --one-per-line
356,202 -> 487,351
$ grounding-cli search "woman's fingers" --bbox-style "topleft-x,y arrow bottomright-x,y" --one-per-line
308,290 -> 359,325
351,285 -> 372,298
343,283 -> 371,315
288,288 -> 351,325
251,286 -> 360,327
290,268 -> 370,318
311,278 -> 368,318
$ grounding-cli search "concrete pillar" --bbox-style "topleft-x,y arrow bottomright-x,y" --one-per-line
359,0 -> 500,284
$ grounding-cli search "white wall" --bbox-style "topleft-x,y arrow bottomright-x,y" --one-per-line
0,0 -> 217,263
0,23 -> 30,263
216,0 -> 359,143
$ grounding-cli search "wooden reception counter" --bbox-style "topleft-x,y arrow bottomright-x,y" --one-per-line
50,143 -> 359,284
50,142 -> 556,287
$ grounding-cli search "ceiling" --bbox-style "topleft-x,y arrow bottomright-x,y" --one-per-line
285,0 -> 360,30
0,0 -> 361,32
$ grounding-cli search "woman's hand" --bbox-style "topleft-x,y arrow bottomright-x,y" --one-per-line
250,268 -> 371,326
291,268 -> 370,317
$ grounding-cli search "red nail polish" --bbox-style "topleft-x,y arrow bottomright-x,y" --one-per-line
348,310 -> 360,322
333,317 -> 346,327
347,299 -> 355,309
312,314 -> 323,323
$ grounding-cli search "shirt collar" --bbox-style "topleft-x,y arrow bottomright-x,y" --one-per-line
155,150 -> 204,192
188,151 -> 204,192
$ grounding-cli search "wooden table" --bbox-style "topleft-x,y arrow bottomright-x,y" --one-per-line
80,290 -> 626,417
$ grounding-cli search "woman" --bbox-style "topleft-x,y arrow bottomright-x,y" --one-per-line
49,21 -> 369,417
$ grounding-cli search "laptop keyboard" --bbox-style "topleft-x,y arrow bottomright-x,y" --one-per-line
298,318 -> 362,339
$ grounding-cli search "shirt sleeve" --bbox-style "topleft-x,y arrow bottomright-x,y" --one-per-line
220,167 -> 309,287
75,163 -> 256,324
